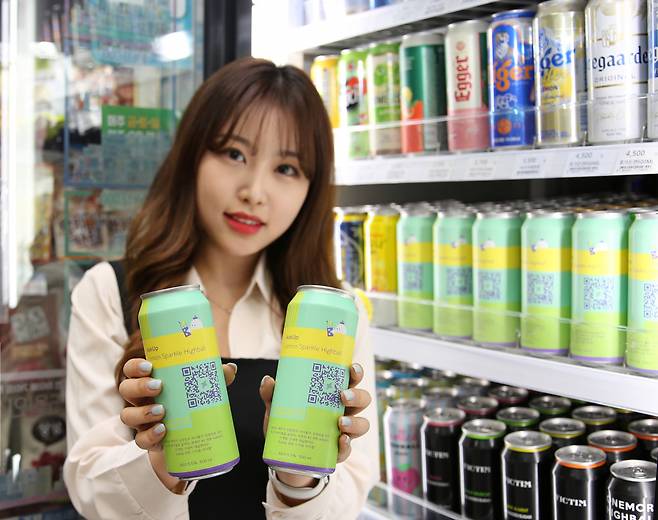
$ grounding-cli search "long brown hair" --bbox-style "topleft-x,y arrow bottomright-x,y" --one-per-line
115,58 -> 339,384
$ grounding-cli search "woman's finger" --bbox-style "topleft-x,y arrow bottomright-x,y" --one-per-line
224,363 -> 238,386
120,403 -> 165,430
338,416 -> 370,440
259,375 -> 275,435
123,358 -> 153,379
118,377 -> 162,406
341,388 -> 372,415
347,364 -> 364,389
336,434 -> 352,464
135,422 -> 166,451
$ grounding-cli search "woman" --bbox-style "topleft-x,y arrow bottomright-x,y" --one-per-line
63,58 -> 378,519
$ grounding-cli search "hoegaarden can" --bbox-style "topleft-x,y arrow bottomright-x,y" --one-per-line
263,285 -> 359,477
138,285 -> 239,479
397,204 -> 435,330
400,30 -> 447,153
626,212 -> 658,373
570,211 -> 629,364
367,41 -> 402,154
338,48 -> 370,158
521,211 -> 574,355
433,209 -> 475,339
473,211 -> 523,347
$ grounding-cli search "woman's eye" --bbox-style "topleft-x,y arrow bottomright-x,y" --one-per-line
276,164 -> 299,177
226,148 -> 246,163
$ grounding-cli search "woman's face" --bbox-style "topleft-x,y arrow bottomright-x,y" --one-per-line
196,109 -> 310,258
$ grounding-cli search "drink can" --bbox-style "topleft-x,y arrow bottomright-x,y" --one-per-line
400,31 -> 447,153
310,55 -> 340,128
648,0 -> 658,138
629,419 -> 658,459
338,48 -> 370,158
572,405 -> 617,435
423,368 -> 459,387
607,460 -> 656,519
489,385 -> 529,407
497,407 -> 541,432
376,370 -> 395,482
423,386 -> 460,409
138,285 -> 239,479
421,408 -> 466,512
489,9 -> 537,149
614,408 -> 646,432
459,419 -> 507,519
588,430 -> 639,465
457,376 -> 492,397
521,211 -> 574,355
364,205 -> 400,326
337,207 -> 368,289
585,0 -> 648,143
502,431 -> 553,519
571,211 -> 629,364
458,396 -> 500,419
553,445 -> 608,518
367,41 -> 402,155
388,376 -> 430,400
530,395 -> 572,419
397,204 -> 435,330
626,212 -> 658,373
652,447 -> 658,461
263,285 -> 359,476
433,208 -> 475,339
534,0 -> 587,146
445,19 -> 490,151
540,417 -> 587,448
473,211 -> 523,346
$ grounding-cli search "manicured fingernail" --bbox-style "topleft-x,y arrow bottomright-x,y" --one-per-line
343,389 -> 355,402
340,416 -> 352,428
150,404 -> 164,416
147,379 -> 162,390
139,361 -> 152,373
227,363 -> 238,374
352,363 -> 363,375
260,375 -> 269,387
344,434 -> 351,446
154,423 -> 166,435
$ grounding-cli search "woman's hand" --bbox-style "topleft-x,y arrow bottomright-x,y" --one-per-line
259,363 -> 371,502
119,358 -> 238,493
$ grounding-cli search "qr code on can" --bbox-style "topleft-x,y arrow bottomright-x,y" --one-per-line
583,277 -> 613,312
403,264 -> 423,291
528,273 -> 555,305
182,362 -> 222,409
447,267 -> 472,296
307,363 -> 346,409
644,282 -> 658,320
478,272 -> 501,300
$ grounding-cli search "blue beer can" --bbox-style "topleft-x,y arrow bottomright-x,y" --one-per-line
488,9 -> 537,148
338,206 -> 368,289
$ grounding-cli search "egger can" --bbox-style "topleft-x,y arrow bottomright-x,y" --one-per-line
310,55 -> 340,128
540,417 -> 587,448
138,285 -> 239,479
572,405 -> 617,435
629,419 -> 658,459
588,430 -> 639,465
497,407 -> 541,432
367,41 -> 402,155
263,285 -> 359,476
606,460 -> 656,520
338,48 -> 370,158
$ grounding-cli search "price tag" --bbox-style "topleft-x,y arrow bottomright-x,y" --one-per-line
514,153 -> 548,177
614,147 -> 657,175
385,165 -> 406,182
423,0 -> 448,16
564,149 -> 608,176
464,155 -> 496,179
426,158 -> 452,181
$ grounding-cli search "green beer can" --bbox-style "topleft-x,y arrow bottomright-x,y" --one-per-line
397,203 -> 435,330
338,48 -> 370,159
473,211 -> 523,346
433,208 -> 475,339
521,210 -> 574,355
626,211 -> 658,373
138,285 -> 239,479
570,211 -> 629,364
263,285 -> 359,476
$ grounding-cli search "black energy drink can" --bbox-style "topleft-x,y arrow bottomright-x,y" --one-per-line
530,396 -> 572,420
629,419 -> 658,461
458,396 -> 500,420
502,430 -> 553,520
607,460 -> 656,520
588,430 -> 639,466
497,407 -> 541,433
652,448 -> 658,462
489,386 -> 529,407
615,409 -> 645,432
540,418 -> 587,449
572,406 -> 617,435
421,407 -> 466,513
553,445 -> 607,520
460,419 -> 507,520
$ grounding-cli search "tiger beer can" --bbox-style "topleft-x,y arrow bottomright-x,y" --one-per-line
310,55 -> 340,128
138,285 -> 239,479
263,285 -> 359,477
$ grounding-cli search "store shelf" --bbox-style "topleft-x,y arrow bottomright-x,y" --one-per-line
363,483 -> 462,520
335,142 -> 658,185
371,327 -> 658,415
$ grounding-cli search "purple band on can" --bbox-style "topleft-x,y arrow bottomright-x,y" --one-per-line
521,347 -> 568,355
479,341 -> 517,348
571,355 -> 623,364
263,458 -> 336,475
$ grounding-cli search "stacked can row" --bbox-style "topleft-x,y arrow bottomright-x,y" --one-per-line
312,0 -> 658,156
334,199 -> 658,371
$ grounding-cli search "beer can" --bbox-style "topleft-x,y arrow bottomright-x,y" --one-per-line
570,211 -> 629,364
376,370 -> 395,482
423,386 -> 460,410
263,285 -> 359,477
433,208 -> 475,339
614,408 -> 646,432
497,407 -> 541,432
445,19 -> 490,152
572,405 -> 617,435
423,368 -> 459,387
473,211 -> 523,346
626,212 -> 658,373
388,376 -> 430,400
607,460 -> 656,520
521,210 -> 574,356
651,447 -> 658,461
400,30 -> 447,153
530,395 -> 572,419
458,396 -> 500,420
489,386 -> 529,407
397,204 -> 435,330
459,419 -> 507,519
534,0 -> 587,147
588,430 -> 639,465
489,9 -> 537,149
648,0 -> 658,138
585,0 -> 648,143
338,48 -> 370,158
540,417 -> 587,448
457,376 -> 492,397
502,431 -> 553,519
310,55 -> 340,128
138,285 -> 239,479
629,419 -> 658,459
421,408 -> 466,512
337,207 -> 368,289
553,445 -> 608,518
367,41 -> 402,155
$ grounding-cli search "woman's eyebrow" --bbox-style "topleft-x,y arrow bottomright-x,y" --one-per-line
280,150 -> 300,158
217,134 -> 256,153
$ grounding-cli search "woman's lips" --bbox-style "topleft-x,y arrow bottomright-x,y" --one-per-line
224,212 -> 264,235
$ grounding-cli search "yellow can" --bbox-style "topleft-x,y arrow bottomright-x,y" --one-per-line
310,55 -> 340,128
